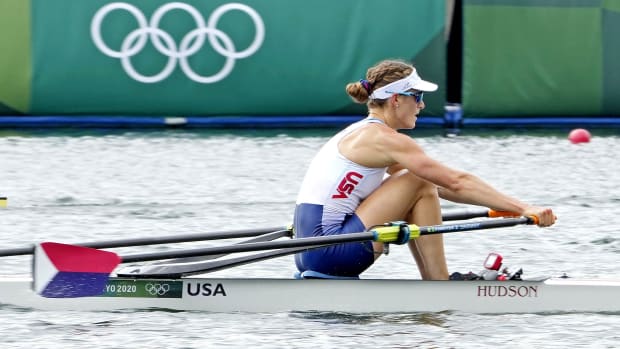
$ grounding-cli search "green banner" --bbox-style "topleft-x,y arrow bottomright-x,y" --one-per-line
463,0 -> 620,117
0,0 -> 31,114
20,0 -> 446,116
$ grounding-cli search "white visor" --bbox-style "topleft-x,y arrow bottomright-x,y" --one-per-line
369,69 -> 438,100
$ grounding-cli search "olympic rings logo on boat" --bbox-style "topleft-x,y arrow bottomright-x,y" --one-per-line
145,282 -> 171,296
90,2 -> 265,84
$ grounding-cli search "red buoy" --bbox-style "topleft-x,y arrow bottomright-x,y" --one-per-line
568,128 -> 591,144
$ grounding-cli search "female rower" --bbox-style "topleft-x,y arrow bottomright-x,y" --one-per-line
293,59 -> 556,280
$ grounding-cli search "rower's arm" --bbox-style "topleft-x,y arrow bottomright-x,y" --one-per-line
385,134 -> 529,215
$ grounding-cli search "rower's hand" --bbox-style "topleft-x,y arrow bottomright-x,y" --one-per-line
523,206 -> 556,227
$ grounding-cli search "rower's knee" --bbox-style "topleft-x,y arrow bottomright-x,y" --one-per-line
396,170 -> 438,202
419,182 -> 440,204
393,171 -> 441,224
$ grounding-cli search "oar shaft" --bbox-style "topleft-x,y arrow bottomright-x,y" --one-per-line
0,246 -> 33,257
120,231 -> 375,263
152,230 -> 289,264
0,227 -> 290,257
419,217 -> 531,235
119,217 -> 534,264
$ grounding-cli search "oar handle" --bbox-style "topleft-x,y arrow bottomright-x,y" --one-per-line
441,208 -> 520,221
488,210 -> 521,218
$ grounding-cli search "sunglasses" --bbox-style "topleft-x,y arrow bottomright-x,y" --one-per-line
386,90 -> 424,103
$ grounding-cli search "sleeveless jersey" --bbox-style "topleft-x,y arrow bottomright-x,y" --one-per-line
295,117 -> 387,229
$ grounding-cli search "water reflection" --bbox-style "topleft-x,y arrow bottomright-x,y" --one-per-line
590,237 -> 617,245
289,311 -> 450,327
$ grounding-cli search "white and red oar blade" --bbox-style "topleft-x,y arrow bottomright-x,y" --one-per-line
33,242 -> 121,298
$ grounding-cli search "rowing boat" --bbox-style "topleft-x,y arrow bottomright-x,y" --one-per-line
1,209 -> 617,314
1,275 -> 619,313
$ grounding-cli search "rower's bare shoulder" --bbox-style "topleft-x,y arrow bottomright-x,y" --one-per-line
342,122 -> 391,146
378,129 -> 423,153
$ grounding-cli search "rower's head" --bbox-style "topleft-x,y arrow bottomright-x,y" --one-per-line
345,59 -> 438,129
346,59 -> 438,106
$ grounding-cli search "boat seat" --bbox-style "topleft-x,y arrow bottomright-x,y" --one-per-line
294,270 -> 359,280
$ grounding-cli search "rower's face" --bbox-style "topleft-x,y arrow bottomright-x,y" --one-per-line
393,90 -> 425,129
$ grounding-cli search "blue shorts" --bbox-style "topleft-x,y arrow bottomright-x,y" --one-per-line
293,203 -> 374,277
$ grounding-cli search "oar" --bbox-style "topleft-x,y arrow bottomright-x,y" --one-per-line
117,214 -> 529,278
0,207 -> 511,258
0,226 -> 292,257
93,216 -> 535,263
116,247 -> 317,278
34,216 -> 536,297
152,229 -> 289,264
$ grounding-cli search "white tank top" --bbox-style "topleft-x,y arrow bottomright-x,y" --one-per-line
296,118 -> 387,225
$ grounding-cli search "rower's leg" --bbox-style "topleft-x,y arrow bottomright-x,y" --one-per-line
405,182 -> 448,280
356,169 -> 448,280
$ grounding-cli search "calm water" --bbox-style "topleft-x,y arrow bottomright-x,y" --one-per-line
1,127 -> 619,348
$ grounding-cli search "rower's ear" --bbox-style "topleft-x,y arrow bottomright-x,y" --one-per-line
390,94 -> 399,108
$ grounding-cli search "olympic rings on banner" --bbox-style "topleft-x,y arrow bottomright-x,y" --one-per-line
91,2 -> 265,83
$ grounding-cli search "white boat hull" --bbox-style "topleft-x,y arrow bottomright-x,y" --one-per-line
1,275 -> 619,313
